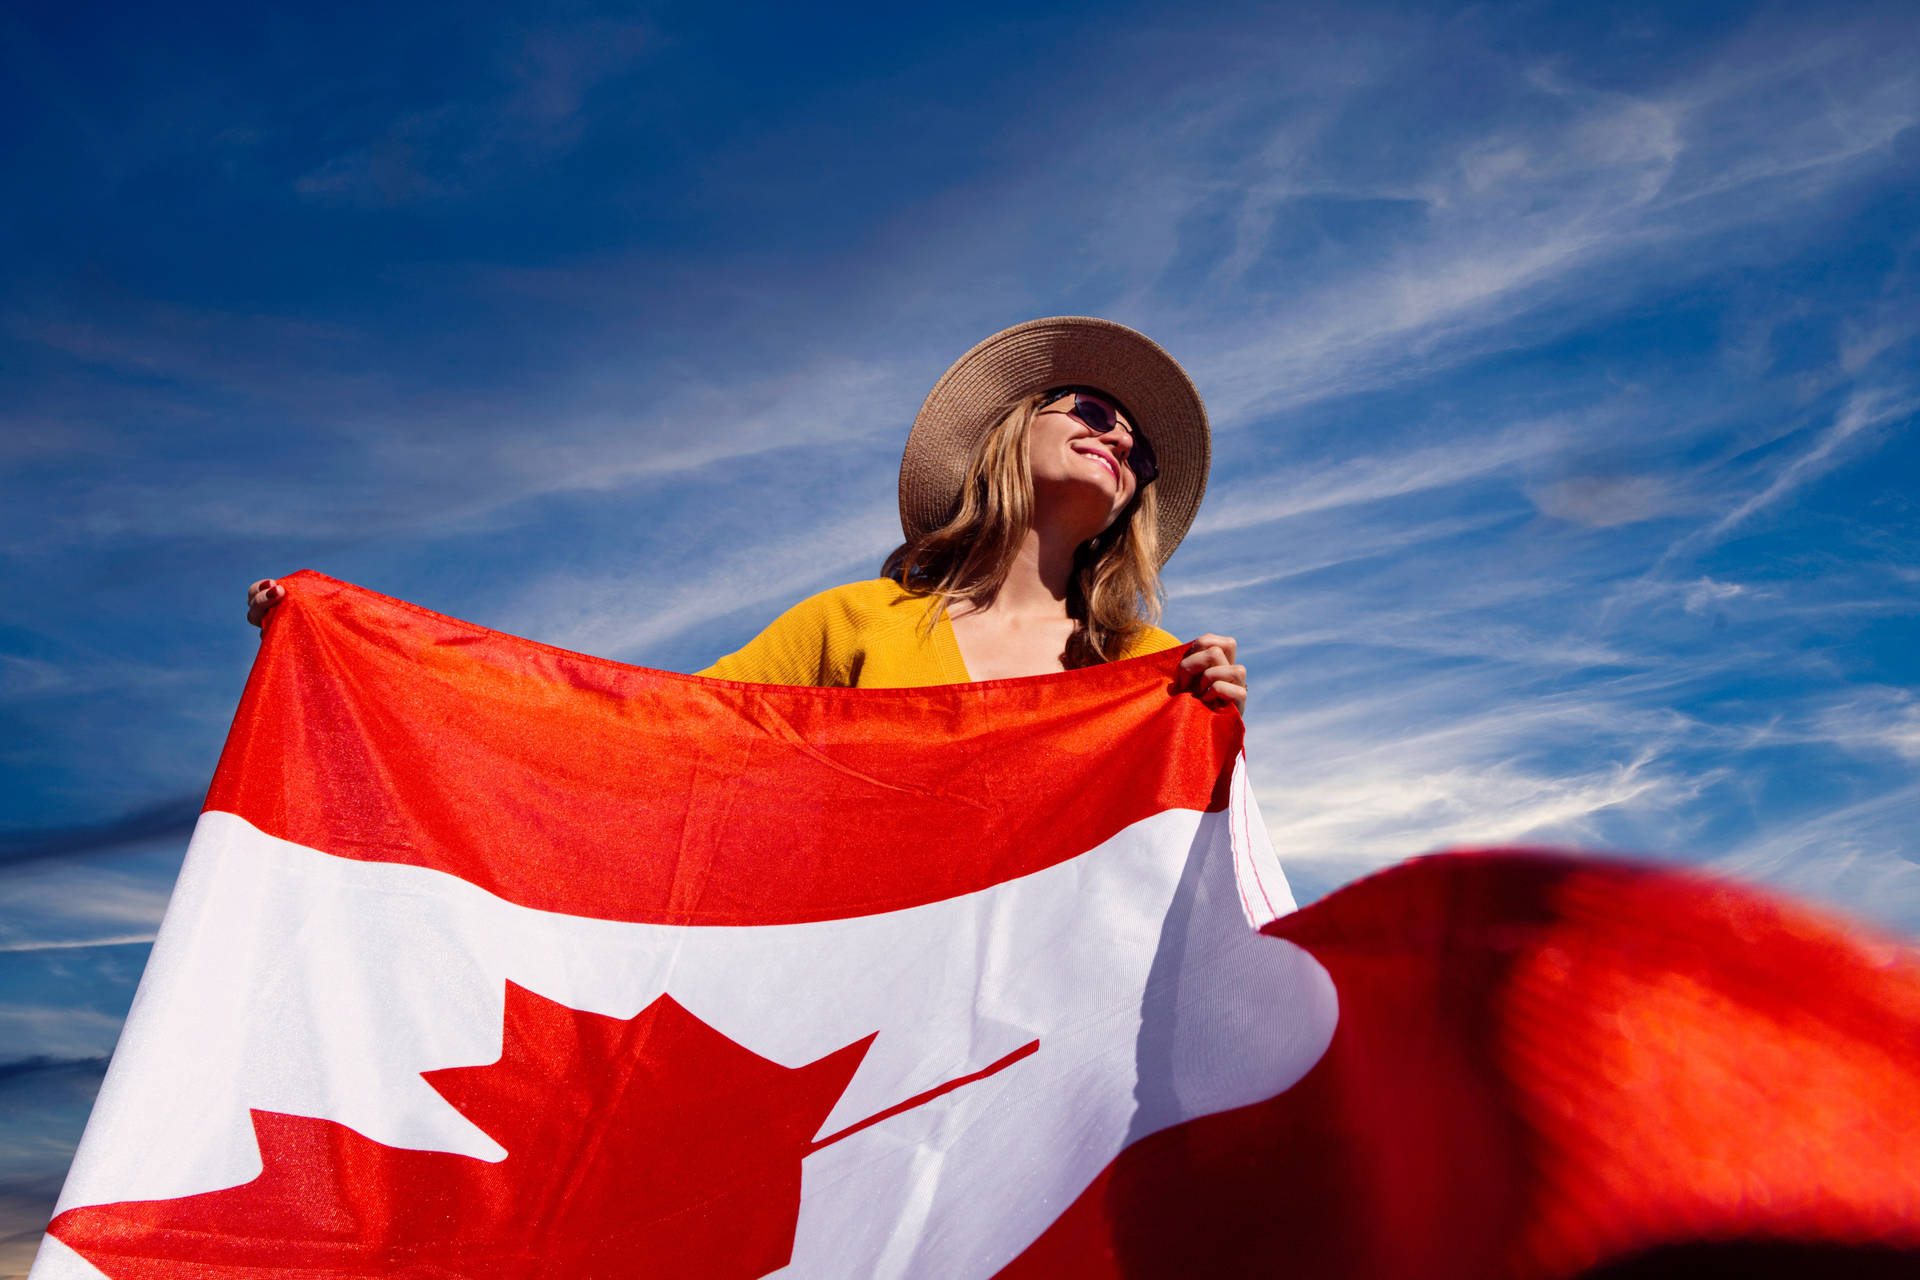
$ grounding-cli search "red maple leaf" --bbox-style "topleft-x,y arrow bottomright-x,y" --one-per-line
50,983 -> 878,1279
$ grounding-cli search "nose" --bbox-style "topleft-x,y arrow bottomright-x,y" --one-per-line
1092,423 -> 1132,461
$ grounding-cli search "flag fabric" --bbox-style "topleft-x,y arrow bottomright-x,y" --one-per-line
35,572 -> 1920,1278
35,571 -> 1321,1279
1013,852 -> 1920,1277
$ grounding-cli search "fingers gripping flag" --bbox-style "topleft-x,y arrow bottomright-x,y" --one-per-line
35,573 -> 1920,1279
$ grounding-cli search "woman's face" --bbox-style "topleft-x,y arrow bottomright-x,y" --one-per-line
1027,390 -> 1141,534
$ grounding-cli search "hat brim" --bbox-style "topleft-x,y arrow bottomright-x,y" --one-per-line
898,316 -> 1210,568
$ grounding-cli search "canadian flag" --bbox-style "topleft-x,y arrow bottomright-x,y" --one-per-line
35,573 -> 1920,1279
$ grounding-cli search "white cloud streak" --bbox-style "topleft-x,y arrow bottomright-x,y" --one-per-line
10,15 -> 1914,562
498,502 -> 902,663
0,936 -> 154,955
1194,419 -> 1570,534
6,7 -> 1916,950
1243,672 -> 1716,880
1703,387 -> 1917,542
0,1006 -> 125,1062
1711,780 -> 1920,937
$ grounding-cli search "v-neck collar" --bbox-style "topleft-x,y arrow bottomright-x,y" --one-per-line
929,605 -> 974,684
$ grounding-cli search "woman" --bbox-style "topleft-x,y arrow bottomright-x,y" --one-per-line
250,317 -> 1246,706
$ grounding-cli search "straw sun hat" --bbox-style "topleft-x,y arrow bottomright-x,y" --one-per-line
898,316 -> 1211,567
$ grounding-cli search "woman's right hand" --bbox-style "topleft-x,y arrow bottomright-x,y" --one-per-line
246,578 -> 286,628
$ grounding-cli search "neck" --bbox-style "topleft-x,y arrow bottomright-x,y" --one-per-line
992,517 -> 1086,618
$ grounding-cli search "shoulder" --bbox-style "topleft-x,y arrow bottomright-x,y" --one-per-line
780,578 -> 933,632
735,577 -> 901,623
810,577 -> 923,613
1120,624 -> 1183,659
697,579 -> 931,685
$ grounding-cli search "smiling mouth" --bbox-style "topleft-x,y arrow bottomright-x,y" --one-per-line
1077,448 -> 1119,483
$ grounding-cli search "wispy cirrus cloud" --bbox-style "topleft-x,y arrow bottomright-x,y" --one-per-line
1700,386 -> 1917,542
1681,577 -> 1755,615
0,936 -> 154,955
0,1006 -> 126,1063
1241,666 -> 1722,892
293,19 -> 655,208
1710,779 -> 1920,937
0,800 -> 197,873
7,9 -> 1911,574
499,501 -> 902,663
1,4 -> 1917,1269
1193,419 -> 1573,535
1119,21 -> 1920,420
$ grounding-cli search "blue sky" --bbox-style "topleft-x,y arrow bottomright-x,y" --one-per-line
3,0 -> 1918,1269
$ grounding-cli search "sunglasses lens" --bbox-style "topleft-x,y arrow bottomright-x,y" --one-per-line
1070,394 -> 1116,435
1129,433 -> 1158,484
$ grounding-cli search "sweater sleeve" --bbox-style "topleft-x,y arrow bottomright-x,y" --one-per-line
696,587 -> 856,686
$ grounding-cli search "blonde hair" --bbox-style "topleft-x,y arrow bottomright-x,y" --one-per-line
882,393 -> 1164,667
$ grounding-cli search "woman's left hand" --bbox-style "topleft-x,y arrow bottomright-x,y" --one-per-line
1179,634 -> 1247,713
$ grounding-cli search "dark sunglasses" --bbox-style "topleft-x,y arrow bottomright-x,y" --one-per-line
1039,387 -> 1159,485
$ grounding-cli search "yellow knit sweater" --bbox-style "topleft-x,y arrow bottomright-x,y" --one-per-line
698,578 -> 1181,688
